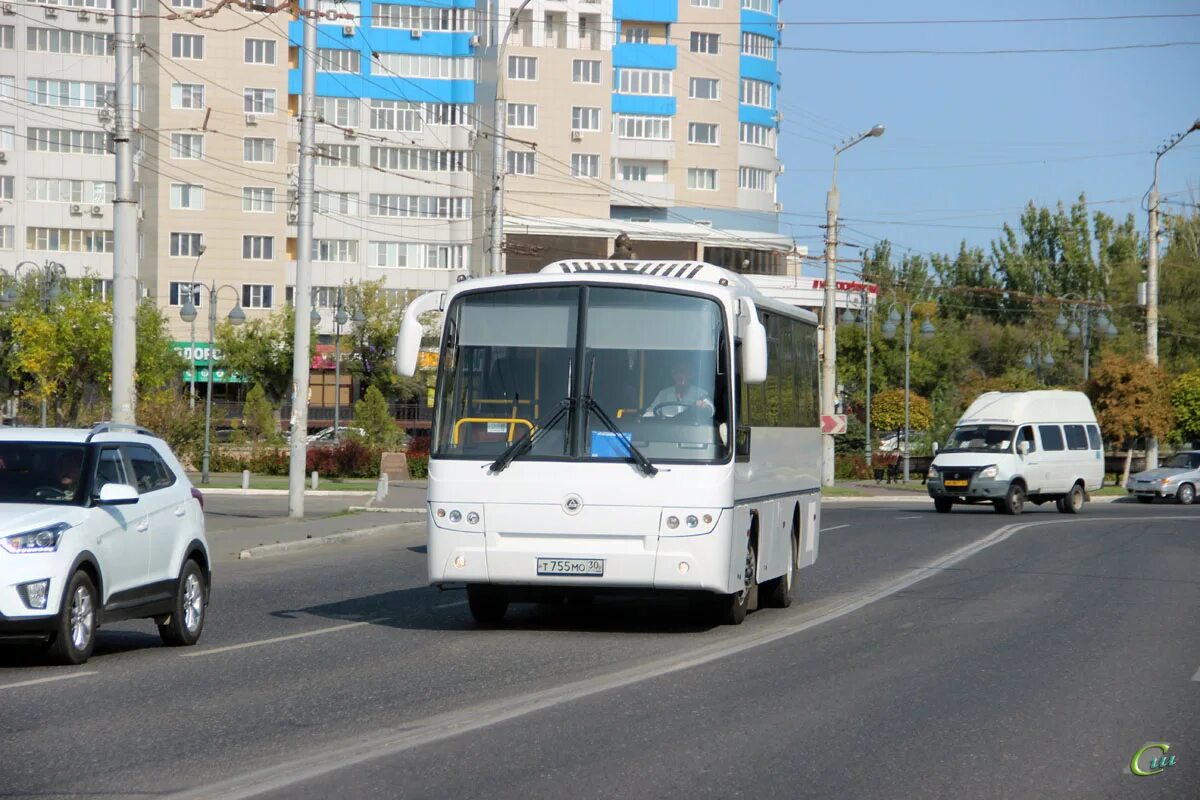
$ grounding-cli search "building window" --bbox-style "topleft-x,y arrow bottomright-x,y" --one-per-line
315,144 -> 359,167
171,33 -> 204,59
507,55 -> 537,80
244,38 -> 276,64
741,31 -> 774,59
571,106 -> 600,132
691,0 -> 720,6
738,166 -> 773,191
242,284 -> 274,309
26,178 -> 115,203
171,0 -> 204,8
0,175 -> 10,200
506,151 -> 535,176
170,82 -> 205,109
688,122 -> 719,145
26,78 -> 115,109
0,225 -> 15,250
375,53 -> 474,80
171,133 -> 204,159
26,27 -> 112,55
739,122 -> 775,148
741,0 -> 773,11
243,136 -> 276,163
242,236 -> 274,260
242,187 -> 275,213
314,191 -> 360,215
0,125 -> 13,151
315,96 -> 360,127
616,68 -> 672,96
571,153 -> 599,178
243,88 -> 276,114
507,103 -> 536,129
27,227 -> 113,253
373,5 -> 473,31
369,99 -> 422,132
739,78 -> 773,108
368,195 -> 472,219
620,163 -> 648,182
690,32 -> 719,54
614,114 -> 671,140
27,128 -> 111,154
689,77 -> 720,100
170,183 -> 204,210
316,48 -> 360,73
623,25 -> 650,44
170,232 -> 204,257
688,168 -> 718,190
0,25 -> 12,50
370,241 -> 468,270
572,59 -> 600,84
169,282 -> 203,307
312,239 -> 358,263
370,147 -> 471,172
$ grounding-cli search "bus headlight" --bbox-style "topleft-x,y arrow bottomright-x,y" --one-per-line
431,504 -> 484,532
686,515 -> 699,528
666,516 -> 680,530
661,509 -> 722,535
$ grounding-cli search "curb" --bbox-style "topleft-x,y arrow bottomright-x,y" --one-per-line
199,488 -> 374,497
824,494 -> 1128,504
237,520 -> 424,560
349,506 -> 426,513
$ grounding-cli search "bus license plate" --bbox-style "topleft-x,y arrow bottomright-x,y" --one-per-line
944,479 -> 969,488
537,558 -> 605,577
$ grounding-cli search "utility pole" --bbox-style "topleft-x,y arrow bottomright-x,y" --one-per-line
288,0 -> 318,519
110,0 -> 138,424
821,124 -> 884,487
489,0 -> 533,276
1145,118 -> 1199,471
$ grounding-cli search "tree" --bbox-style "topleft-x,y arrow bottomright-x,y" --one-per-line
1170,370 -> 1200,445
343,281 -> 423,403
871,389 -> 933,438
354,384 -> 401,450
216,306 -> 313,405
242,384 -> 276,441
1087,354 -> 1176,485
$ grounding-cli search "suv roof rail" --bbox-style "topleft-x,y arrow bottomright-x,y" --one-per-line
86,421 -> 157,442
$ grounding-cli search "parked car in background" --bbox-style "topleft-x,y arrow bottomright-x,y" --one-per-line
306,426 -> 366,445
1126,450 -> 1200,505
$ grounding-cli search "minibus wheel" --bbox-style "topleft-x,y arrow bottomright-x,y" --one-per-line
1058,483 -> 1085,514
996,483 -> 1025,515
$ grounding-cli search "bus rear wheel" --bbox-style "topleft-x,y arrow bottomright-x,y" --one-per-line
467,585 -> 508,626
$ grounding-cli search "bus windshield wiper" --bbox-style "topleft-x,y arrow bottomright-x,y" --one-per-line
489,398 -> 573,474
583,395 -> 658,477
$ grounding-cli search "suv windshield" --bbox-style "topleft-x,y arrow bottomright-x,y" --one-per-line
0,443 -> 88,505
942,425 -> 1017,454
1165,453 -> 1200,469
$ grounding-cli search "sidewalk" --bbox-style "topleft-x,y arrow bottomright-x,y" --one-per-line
209,507 -> 424,561
365,479 -> 428,512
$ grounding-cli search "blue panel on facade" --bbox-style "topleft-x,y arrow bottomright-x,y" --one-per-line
612,43 -> 677,70
289,71 -> 475,103
611,94 -> 676,116
740,8 -> 778,34
289,21 -> 472,56
614,0 -> 677,23
739,104 -> 777,128
739,55 -> 780,86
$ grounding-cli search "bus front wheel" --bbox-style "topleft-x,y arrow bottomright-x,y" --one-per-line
714,540 -> 758,625
467,585 -> 508,626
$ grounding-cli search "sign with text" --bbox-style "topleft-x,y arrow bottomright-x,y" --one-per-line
182,368 -> 246,384
820,414 -> 848,434
171,341 -> 225,367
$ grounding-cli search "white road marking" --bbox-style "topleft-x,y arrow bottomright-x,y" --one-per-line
821,524 -> 850,533
182,621 -> 377,658
1192,665 -> 1200,682
434,600 -> 468,609
895,515 -> 922,520
0,671 -> 98,691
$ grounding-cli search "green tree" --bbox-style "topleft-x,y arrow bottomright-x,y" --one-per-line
354,384 -> 401,449
242,384 -> 276,441
1170,370 -> 1200,444
217,306 -> 313,404
1087,353 -> 1176,485
344,281 -> 423,403
871,389 -> 933,438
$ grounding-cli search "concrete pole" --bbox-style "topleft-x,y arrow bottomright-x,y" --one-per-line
864,290 -> 872,468
288,0 -> 319,518
333,289 -> 342,441
488,0 -> 532,276
1146,181 -> 1160,471
110,0 -> 138,424
1081,306 -> 1091,382
902,303 -> 911,483
820,182 -> 838,488
201,285 -> 215,484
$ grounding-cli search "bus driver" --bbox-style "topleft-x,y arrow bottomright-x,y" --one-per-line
645,362 -> 714,418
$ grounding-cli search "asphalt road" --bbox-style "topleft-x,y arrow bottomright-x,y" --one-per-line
1,501 -> 1196,799
201,494 -> 366,533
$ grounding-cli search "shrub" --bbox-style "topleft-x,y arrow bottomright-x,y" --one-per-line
248,446 -> 289,475
355,385 -> 401,450
243,384 -> 277,442
306,446 -> 338,476
209,446 -> 248,473
407,456 -> 429,479
335,438 -> 377,477
835,453 -> 870,480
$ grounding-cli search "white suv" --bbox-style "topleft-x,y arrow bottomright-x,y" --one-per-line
0,424 -> 211,664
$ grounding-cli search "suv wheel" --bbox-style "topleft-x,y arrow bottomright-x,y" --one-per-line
1177,483 -> 1196,506
48,571 -> 98,665
158,560 -> 207,646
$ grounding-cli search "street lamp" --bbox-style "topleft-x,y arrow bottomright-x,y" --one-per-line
1023,348 -> 1056,383
881,288 -> 936,483
185,245 -> 207,410
1053,294 -> 1117,381
840,285 -> 876,467
822,122 -> 885,487
180,282 -> 245,484
0,260 -> 67,426
1145,119 -> 1197,469
489,0 -> 536,276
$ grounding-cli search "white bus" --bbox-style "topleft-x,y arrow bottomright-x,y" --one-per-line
397,260 -> 823,625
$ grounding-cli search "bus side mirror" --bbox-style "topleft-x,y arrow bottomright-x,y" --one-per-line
396,291 -> 445,377
738,298 -> 768,385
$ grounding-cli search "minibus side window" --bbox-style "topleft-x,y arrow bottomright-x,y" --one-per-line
1038,425 -> 1065,451
1086,424 -> 1102,450
1064,424 -> 1089,451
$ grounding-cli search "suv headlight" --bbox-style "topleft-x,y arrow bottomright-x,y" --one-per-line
978,465 -> 999,479
1,523 -> 70,554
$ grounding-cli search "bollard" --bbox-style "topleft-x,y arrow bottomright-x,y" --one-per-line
375,472 -> 389,503
311,470 -> 318,490
241,469 -> 250,490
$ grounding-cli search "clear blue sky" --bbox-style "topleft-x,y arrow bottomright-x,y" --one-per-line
775,0 -> 1200,279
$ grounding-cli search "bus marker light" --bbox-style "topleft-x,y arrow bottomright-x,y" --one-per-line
436,508 -> 446,518
449,510 -> 462,523
466,511 -> 480,525
666,516 -> 680,529
686,515 -> 699,528
454,555 -> 466,568
677,562 -> 690,574
703,514 -> 713,524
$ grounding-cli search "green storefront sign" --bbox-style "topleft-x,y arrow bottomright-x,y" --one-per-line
173,342 -> 247,383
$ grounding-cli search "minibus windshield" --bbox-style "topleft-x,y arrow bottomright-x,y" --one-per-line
942,425 -> 1017,454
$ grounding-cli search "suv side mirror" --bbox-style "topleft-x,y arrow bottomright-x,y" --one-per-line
1017,441 -> 1030,456
97,483 -> 139,505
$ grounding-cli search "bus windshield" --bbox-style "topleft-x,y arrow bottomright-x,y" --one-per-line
433,285 -> 731,464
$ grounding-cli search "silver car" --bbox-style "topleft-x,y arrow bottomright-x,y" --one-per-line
1127,450 -> 1200,505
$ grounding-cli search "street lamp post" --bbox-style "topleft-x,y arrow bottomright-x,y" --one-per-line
0,260 -> 67,426
1054,295 -> 1117,381
186,246 -> 207,410
841,286 -> 874,467
1145,118 -> 1199,470
180,283 -> 245,484
489,0 -> 535,276
822,123 -> 884,487
882,291 -> 936,483
1023,347 -> 1055,383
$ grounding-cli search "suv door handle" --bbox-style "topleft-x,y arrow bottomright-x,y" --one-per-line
137,521 -> 150,533
174,507 -> 187,517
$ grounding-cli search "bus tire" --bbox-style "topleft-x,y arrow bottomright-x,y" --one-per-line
716,539 -> 758,625
760,534 -> 794,609
467,585 -> 508,626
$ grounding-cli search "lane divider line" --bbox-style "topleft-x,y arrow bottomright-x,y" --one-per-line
821,524 -> 851,533
165,514 -> 1184,800
182,621 -> 380,658
1192,665 -> 1199,682
434,600 -> 468,609
0,671 -> 98,691
895,515 -> 922,520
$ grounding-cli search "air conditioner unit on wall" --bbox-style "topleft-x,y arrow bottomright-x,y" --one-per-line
469,34 -> 480,48
287,212 -> 298,224
570,130 -> 582,142
0,4 -> 15,15
341,25 -> 354,36
410,28 -> 422,39
91,205 -> 103,216
70,204 -> 83,215
0,151 -> 7,163
77,10 -> 89,20
245,113 -> 258,126
44,6 -> 57,18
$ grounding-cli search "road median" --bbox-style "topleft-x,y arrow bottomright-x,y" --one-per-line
237,520 -> 425,560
